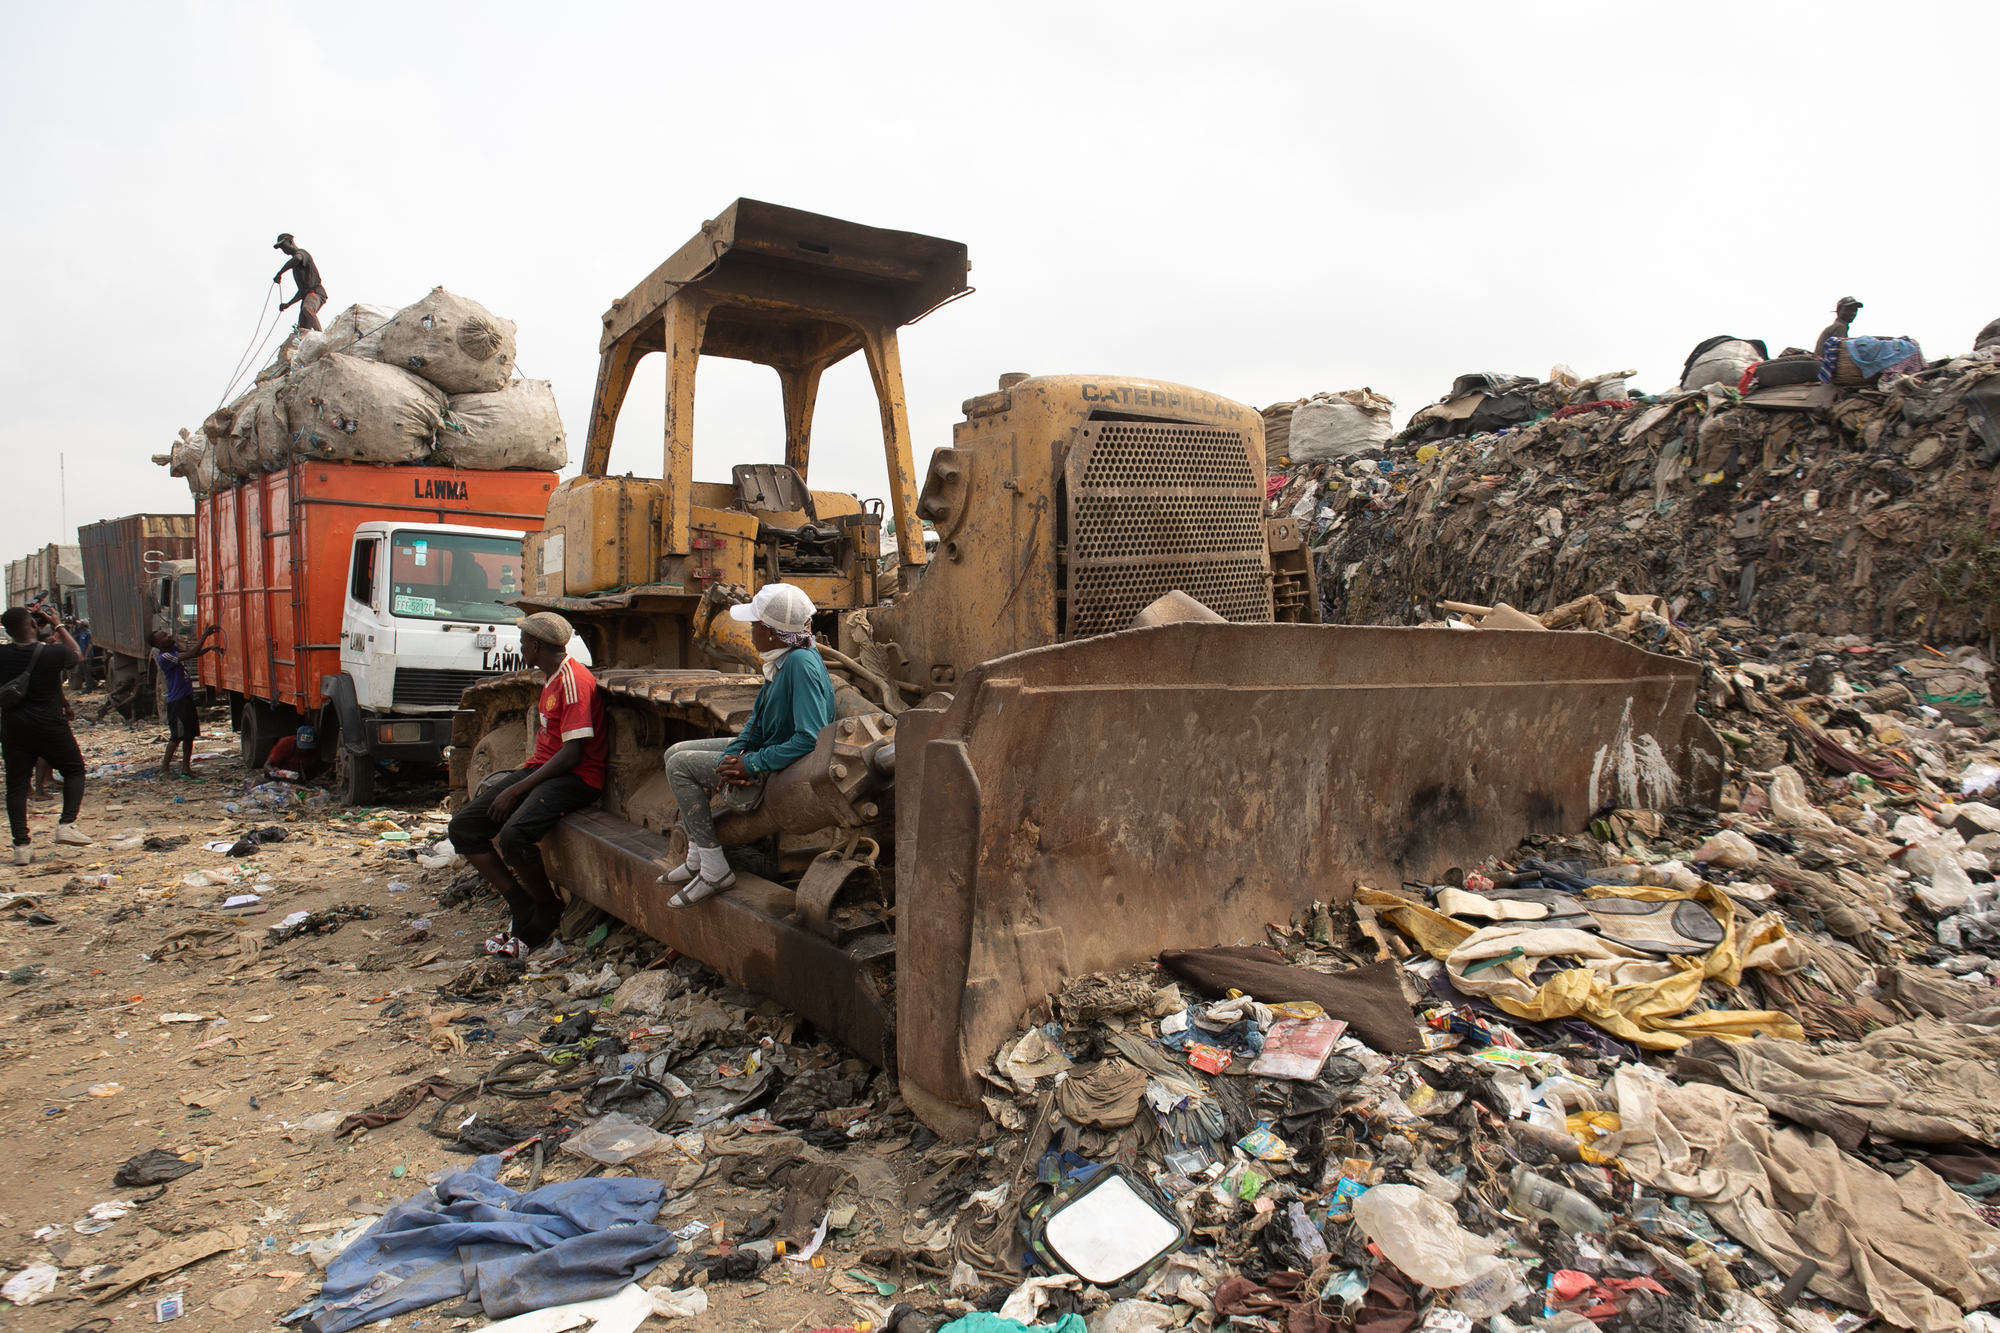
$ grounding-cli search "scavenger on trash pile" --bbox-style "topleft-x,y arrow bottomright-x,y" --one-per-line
1268,321 -> 2000,647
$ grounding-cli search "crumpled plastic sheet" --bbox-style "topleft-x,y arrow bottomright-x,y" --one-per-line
1361,884 -> 1804,1050
301,1164 -> 678,1333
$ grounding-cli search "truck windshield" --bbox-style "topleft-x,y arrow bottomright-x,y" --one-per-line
386,531 -> 522,622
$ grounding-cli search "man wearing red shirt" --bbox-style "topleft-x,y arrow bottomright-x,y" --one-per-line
448,612 -> 606,956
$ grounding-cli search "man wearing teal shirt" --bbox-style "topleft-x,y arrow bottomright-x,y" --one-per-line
659,583 -> 835,906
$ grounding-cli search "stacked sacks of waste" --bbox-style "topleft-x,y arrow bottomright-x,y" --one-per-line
1272,333 -> 2000,645
161,289 -> 567,495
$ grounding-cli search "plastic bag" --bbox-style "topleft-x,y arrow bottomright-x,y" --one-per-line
1350,1183 -> 1500,1288
305,302 -> 399,365
645,1286 -> 709,1320
560,1111 -> 674,1164
1286,389 -> 1394,463
376,287 -> 518,394
1087,1300 -> 1177,1333
1451,1258 -> 1530,1318
1768,765 -> 1836,830
1,1263 -> 57,1305
441,379 -> 569,470
1693,829 -> 1758,868
281,353 -> 445,464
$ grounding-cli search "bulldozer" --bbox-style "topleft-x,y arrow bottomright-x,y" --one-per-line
451,199 -> 1724,1136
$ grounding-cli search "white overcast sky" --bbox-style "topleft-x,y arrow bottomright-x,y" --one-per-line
3,3 -> 1993,550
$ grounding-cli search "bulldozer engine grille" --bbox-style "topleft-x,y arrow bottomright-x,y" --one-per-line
392,667 -> 498,707
1064,422 -> 1272,638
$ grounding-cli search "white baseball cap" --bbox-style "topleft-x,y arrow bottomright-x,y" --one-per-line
729,582 -> 815,634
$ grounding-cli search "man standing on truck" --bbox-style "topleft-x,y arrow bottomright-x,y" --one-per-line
2,605 -> 91,865
657,583 -> 835,908
272,233 -> 328,333
448,613 -> 606,957
152,625 -> 221,776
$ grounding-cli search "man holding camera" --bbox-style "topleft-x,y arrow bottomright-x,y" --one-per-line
0,604 -> 89,865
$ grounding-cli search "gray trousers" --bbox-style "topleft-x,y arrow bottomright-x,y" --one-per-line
664,737 -> 737,849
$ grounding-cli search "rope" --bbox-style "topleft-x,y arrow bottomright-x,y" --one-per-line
216,283 -> 283,410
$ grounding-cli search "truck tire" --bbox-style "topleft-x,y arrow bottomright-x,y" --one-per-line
240,701 -> 297,771
337,747 -> 377,806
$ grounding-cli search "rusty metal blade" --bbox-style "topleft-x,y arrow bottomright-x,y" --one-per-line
893,621 -> 1715,1123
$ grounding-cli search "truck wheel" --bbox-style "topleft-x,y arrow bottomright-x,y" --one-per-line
239,701 -> 292,770
338,748 -> 377,807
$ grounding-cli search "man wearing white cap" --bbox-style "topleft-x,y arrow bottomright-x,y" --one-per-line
659,583 -> 834,907
449,612 -> 607,955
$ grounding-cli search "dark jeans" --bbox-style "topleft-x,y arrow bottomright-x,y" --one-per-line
448,768 -> 601,868
4,717 -> 84,845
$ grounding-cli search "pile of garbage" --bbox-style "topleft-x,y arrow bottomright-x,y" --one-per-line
155,287 -> 567,495
1268,339 -> 2000,646
250,643 -> 2000,1333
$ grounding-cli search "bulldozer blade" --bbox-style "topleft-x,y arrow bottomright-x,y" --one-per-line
892,621 -> 1718,1131
540,810 -> 896,1068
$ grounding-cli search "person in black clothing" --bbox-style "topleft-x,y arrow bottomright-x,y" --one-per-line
273,233 -> 328,333
0,606 -> 90,865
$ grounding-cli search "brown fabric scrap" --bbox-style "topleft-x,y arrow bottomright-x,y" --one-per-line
334,1078 -> 464,1138
1054,1058 -> 1148,1128
1157,948 -> 1423,1054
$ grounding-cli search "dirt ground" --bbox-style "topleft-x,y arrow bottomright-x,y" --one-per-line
0,701 -> 942,1332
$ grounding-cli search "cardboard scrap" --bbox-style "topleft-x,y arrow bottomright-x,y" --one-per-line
96,1224 -> 249,1301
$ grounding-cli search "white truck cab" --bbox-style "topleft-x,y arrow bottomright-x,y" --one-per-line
330,522 -> 582,802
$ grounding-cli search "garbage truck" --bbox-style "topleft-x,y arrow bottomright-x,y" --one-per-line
196,459 -> 555,802
78,514 -> 198,713
447,199 -> 1724,1136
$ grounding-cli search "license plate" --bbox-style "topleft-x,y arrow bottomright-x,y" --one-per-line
474,632 -> 496,648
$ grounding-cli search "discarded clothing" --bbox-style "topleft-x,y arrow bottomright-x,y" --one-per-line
1363,885 -> 1803,1051
1677,1015 -> 2000,1147
1156,949 -> 1422,1054
1610,1068 -> 2000,1333
334,1078 -> 465,1138
303,1170 -> 677,1333
1214,1269 -> 1417,1333
1054,1058 -> 1149,1128
1846,336 -> 1925,378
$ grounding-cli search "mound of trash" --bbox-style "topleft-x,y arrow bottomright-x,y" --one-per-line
1270,344 -> 2000,648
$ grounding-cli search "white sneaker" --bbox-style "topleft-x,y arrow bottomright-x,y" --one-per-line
10,845 -> 30,866
54,825 -> 92,847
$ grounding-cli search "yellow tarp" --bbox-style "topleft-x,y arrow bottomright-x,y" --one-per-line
1358,882 -> 1804,1051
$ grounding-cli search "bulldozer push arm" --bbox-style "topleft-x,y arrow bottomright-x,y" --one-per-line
454,200 -> 1721,1138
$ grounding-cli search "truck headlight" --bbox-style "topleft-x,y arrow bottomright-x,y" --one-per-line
379,723 -> 424,743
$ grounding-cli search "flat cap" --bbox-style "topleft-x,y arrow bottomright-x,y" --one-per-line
516,611 -> 573,647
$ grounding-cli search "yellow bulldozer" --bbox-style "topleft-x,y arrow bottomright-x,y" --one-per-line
452,199 -> 1722,1136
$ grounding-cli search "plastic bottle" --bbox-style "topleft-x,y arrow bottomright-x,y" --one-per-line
1508,1164 -> 1609,1233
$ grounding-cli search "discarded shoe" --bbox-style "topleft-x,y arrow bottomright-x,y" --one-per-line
483,932 -> 527,959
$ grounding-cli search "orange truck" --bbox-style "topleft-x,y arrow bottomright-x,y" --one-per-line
196,461 -> 556,802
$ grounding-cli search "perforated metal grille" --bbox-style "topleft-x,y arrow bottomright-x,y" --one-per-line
1065,423 -> 1270,639
1071,496 -> 1269,559
1079,427 -> 1260,489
